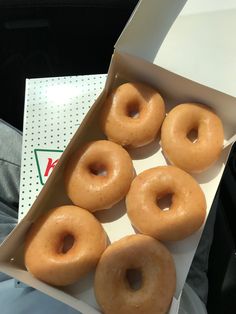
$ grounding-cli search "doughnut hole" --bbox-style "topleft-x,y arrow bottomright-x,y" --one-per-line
125,268 -> 143,291
187,128 -> 199,143
156,193 -> 173,211
88,162 -> 108,177
126,101 -> 141,119
58,234 -> 75,254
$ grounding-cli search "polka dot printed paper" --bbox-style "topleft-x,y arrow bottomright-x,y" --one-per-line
19,75 -> 106,221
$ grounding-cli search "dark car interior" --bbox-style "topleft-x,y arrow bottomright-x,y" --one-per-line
0,0 -> 138,130
207,147 -> 236,314
0,1 -> 235,313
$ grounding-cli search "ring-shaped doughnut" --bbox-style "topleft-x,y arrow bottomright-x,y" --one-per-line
94,234 -> 176,314
126,166 -> 206,241
24,205 -> 107,286
100,82 -> 165,147
64,140 -> 134,211
161,103 -> 224,173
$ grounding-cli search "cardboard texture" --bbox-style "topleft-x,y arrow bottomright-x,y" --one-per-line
1,1 -> 236,313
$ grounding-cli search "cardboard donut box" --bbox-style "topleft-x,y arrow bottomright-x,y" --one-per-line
1,1 -> 236,313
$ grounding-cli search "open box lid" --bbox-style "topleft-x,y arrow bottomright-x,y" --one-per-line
115,0 -> 187,63
115,0 -> 236,97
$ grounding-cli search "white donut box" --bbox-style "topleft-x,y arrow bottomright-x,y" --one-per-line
1,1 -> 236,313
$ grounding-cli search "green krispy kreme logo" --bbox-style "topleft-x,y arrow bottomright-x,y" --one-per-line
34,149 -> 63,185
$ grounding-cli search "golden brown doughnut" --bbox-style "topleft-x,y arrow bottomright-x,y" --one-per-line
64,140 -> 134,212
100,82 -> 165,147
161,103 -> 224,173
126,166 -> 206,241
24,205 -> 107,286
94,234 -> 176,314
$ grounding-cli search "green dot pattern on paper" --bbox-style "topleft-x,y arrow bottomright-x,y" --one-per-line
19,74 -> 106,220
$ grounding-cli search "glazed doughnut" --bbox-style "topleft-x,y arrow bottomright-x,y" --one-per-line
161,103 -> 224,173
94,234 -> 176,314
64,140 -> 134,212
126,166 -> 206,241
24,205 -> 107,286
100,82 -> 165,147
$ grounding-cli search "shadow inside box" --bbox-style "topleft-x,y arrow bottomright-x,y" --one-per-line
62,269 -> 98,303
194,146 -> 230,184
131,224 -> 140,235
160,148 -> 172,166
165,226 -> 204,255
127,137 -> 161,160
94,199 -> 127,223
161,145 -> 228,184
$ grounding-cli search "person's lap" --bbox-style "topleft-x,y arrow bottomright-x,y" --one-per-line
0,119 -> 80,313
0,279 -> 80,314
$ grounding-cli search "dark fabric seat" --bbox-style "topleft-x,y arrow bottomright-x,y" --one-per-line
207,146 -> 236,314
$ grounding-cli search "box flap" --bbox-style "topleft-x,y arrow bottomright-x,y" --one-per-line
181,0 -> 236,15
156,2 -> 236,97
115,0 -> 187,62
116,0 -> 236,97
